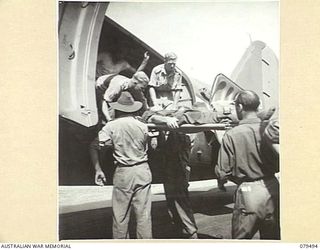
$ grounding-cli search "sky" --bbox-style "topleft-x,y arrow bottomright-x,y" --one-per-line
106,1 -> 279,86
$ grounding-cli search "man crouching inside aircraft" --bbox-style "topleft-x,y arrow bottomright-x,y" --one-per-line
215,90 -> 280,239
91,91 -> 152,239
95,71 -> 149,122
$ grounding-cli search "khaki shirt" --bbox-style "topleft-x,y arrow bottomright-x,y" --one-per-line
215,118 -> 277,184
96,74 -> 130,102
148,64 -> 182,103
98,116 -> 148,166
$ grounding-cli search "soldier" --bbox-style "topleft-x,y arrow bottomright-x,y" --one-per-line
96,71 -> 150,122
148,52 -> 183,110
144,53 -> 198,238
93,91 -> 152,239
215,90 -> 280,239
89,72 -> 149,185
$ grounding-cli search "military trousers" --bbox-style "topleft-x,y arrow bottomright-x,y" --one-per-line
232,176 -> 280,239
163,132 -> 198,237
112,162 -> 152,239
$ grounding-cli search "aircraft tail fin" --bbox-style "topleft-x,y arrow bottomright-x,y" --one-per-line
230,40 -> 279,112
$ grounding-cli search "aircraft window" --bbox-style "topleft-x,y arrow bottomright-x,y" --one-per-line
211,81 -> 226,101
225,87 -> 234,99
216,81 -> 226,90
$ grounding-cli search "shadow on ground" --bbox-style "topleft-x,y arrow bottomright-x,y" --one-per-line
59,186 -> 235,240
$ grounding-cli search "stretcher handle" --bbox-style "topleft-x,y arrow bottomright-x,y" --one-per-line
147,123 -> 230,132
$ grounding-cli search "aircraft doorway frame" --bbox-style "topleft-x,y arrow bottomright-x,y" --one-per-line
59,2 -> 108,127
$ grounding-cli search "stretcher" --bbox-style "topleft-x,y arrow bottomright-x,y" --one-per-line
147,123 -> 230,133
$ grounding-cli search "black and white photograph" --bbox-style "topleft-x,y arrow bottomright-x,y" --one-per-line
58,1 -> 279,240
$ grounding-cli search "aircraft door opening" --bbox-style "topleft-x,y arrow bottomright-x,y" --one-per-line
59,2 -> 108,127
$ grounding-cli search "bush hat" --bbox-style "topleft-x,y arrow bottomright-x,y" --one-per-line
109,91 -> 142,113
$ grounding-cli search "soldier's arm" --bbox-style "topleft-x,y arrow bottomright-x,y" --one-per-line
264,120 -> 279,155
149,87 -> 159,108
98,125 -> 113,148
215,133 -> 234,184
101,101 -> 112,122
91,125 -> 114,186
143,111 -> 179,129
89,137 -> 106,186
136,51 -> 150,72
103,79 -> 122,103
148,67 -> 161,108
150,115 -> 179,129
